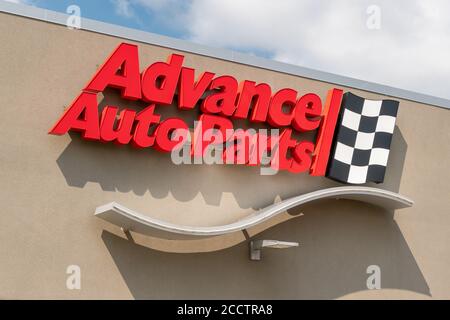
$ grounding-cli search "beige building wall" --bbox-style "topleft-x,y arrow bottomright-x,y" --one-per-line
0,10 -> 449,299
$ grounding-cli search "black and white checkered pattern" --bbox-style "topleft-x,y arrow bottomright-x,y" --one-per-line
326,92 -> 399,184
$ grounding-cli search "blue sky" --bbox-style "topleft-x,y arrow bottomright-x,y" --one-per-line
17,0 -> 188,38
6,0 -> 450,100
19,0 -> 274,57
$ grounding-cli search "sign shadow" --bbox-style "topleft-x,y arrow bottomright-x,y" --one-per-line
100,199 -> 430,299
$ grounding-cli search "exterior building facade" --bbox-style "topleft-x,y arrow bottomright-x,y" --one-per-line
0,2 -> 449,299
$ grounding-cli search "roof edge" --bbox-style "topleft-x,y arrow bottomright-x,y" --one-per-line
1,1 -> 449,110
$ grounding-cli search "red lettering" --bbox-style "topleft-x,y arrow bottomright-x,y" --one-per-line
132,105 -> 161,148
154,118 -> 189,152
223,129 -> 258,165
192,114 -> 233,157
141,54 -> 184,105
271,128 -> 297,171
201,76 -> 238,116
178,68 -> 214,110
85,43 -> 141,100
234,81 -> 271,123
49,43 -> 348,179
267,88 -> 297,127
310,89 -> 343,176
49,91 -> 100,140
100,106 -> 136,144
292,93 -> 322,132
289,141 -> 314,173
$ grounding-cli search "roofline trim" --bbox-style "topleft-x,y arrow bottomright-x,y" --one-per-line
1,1 -> 449,110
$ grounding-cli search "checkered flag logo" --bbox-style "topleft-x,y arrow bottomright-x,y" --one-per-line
326,92 -> 399,184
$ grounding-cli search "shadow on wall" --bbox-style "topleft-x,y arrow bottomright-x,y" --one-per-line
55,127 -> 407,209
56,136 -> 342,210
53,90 -> 422,298
101,199 -> 429,299
54,89 -> 408,210
374,126 -> 407,194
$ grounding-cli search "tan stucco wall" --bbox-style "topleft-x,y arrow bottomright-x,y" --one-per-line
0,12 -> 449,299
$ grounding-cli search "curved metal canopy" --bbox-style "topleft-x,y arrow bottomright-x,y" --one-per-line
95,186 -> 413,237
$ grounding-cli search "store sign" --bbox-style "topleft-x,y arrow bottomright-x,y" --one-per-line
49,43 -> 399,184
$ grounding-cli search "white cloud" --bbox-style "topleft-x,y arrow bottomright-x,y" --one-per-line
111,0 -> 134,18
4,0 -> 33,5
110,0 -> 187,18
112,0 -> 450,100
111,0 -> 189,30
